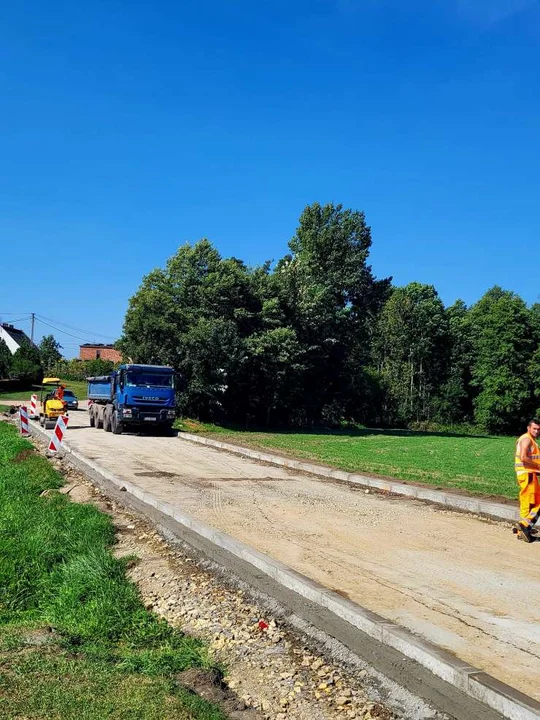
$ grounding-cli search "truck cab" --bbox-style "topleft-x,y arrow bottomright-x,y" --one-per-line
88,364 -> 176,435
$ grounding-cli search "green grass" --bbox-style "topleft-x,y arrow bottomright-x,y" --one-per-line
0,380 -> 88,401
0,422 -> 226,720
176,418 -> 518,500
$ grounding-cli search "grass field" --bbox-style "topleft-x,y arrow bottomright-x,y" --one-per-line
0,421 -> 225,720
177,419 -> 518,500
0,379 -> 88,402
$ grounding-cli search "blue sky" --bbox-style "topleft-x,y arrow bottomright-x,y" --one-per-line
1,0 -> 539,355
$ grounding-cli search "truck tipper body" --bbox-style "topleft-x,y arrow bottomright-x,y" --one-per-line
87,364 -> 176,435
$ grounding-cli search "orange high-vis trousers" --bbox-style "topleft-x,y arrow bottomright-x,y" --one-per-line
517,472 -> 540,526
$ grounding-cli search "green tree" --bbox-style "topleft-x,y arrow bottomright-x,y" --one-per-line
468,287 -> 536,433
119,205 -> 392,426
179,316 -> 245,420
529,348 -> 540,417
374,283 -> 448,424
10,342 -> 43,384
243,327 -> 305,425
39,334 -> 63,373
530,303 -> 540,342
51,357 -> 118,381
432,300 -> 474,424
120,240 -> 264,420
0,338 -> 11,379
277,202 -> 391,424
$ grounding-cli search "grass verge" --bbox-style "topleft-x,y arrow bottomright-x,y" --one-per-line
0,380 -> 88,401
175,418 -> 518,500
0,421 -> 225,719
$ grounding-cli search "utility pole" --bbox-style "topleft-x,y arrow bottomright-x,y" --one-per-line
30,313 -> 35,344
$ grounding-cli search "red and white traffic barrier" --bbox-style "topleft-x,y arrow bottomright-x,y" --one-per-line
47,414 -> 69,454
29,394 -> 38,419
19,406 -> 30,437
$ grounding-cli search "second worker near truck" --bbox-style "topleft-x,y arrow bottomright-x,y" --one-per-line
514,418 -> 540,543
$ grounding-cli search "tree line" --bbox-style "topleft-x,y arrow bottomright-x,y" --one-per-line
3,202 -> 534,435
118,202 -> 539,435
0,338 -> 46,385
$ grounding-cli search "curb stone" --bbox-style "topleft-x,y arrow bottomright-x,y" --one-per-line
29,421 -> 539,720
177,432 -> 518,523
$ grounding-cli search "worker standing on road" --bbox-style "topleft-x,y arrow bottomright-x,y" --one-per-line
514,418 -> 540,543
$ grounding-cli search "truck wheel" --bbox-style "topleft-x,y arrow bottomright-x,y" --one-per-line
89,406 -> 95,427
103,407 -> 112,432
96,406 -> 104,430
112,411 -> 123,435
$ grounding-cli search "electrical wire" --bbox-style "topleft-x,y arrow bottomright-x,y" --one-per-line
36,314 -> 117,340
35,317 -> 102,343
1,312 -> 118,344
1,315 -> 31,325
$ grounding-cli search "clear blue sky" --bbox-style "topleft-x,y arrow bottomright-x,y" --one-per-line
1,0 -> 538,356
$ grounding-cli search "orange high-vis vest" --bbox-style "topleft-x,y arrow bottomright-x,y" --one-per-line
514,433 -> 540,480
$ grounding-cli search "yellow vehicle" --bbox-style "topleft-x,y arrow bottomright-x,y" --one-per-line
37,378 -> 68,429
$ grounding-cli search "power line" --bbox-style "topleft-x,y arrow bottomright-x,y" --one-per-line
35,317 -> 100,343
1,311 -> 118,343
36,314 -> 117,340
1,315 -> 30,325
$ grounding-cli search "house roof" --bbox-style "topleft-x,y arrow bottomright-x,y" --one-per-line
0,323 -> 32,347
80,343 -> 117,349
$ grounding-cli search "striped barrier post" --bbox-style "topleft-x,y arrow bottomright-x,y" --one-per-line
29,394 -> 38,419
47,414 -> 69,454
19,406 -> 30,437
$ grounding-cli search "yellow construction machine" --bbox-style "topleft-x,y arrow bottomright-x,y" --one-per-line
37,378 -> 68,429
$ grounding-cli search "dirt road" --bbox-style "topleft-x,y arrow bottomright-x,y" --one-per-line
56,410 -> 540,701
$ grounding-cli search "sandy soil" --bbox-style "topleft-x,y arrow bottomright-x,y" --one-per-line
50,463 -> 400,720
46,410 -> 540,701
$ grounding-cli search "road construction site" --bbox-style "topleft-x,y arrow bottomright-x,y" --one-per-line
24,406 -> 540,719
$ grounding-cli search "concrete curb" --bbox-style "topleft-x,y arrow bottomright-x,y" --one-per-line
177,432 -> 518,523
28,422 -> 539,720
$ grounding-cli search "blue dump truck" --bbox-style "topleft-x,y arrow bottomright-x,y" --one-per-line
87,364 -> 176,435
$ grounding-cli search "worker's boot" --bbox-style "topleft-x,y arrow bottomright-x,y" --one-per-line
514,522 -> 534,543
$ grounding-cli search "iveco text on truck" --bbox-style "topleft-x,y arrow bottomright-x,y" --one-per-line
87,364 -> 176,435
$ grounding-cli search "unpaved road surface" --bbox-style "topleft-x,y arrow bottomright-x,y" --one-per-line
51,410 -> 540,701
53,465 -> 398,720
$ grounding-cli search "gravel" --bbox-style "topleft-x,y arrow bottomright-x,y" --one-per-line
49,461 -> 397,719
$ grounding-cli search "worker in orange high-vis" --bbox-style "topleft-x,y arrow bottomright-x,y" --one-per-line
55,384 -> 65,401
514,417 -> 540,543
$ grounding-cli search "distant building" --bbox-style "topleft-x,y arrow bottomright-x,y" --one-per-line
0,323 -> 33,355
79,343 -> 122,363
